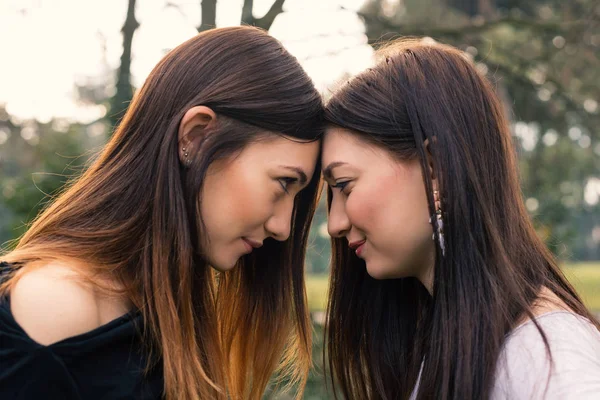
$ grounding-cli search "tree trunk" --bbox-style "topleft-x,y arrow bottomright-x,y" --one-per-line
241,0 -> 254,25
110,0 -> 139,133
198,0 -> 217,32
240,0 -> 286,31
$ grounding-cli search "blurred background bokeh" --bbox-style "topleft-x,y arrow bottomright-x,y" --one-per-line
1,0 -> 599,398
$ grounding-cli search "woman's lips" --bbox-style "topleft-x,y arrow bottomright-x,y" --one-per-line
348,239 -> 366,257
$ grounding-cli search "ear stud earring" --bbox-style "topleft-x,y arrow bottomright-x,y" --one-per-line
182,146 -> 192,167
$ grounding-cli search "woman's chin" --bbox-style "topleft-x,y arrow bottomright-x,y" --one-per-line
365,263 -> 395,280
207,254 -> 240,273
365,261 -> 409,280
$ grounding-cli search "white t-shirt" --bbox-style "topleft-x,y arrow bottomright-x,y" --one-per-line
410,311 -> 600,399
492,311 -> 600,399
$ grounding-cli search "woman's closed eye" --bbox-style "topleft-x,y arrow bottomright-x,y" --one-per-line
331,180 -> 351,193
278,177 -> 298,194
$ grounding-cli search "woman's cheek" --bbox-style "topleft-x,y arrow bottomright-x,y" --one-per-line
345,188 -> 373,231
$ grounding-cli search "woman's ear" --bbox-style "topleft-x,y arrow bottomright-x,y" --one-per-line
178,106 -> 217,167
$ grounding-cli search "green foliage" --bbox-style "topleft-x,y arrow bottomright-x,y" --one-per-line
0,113 -> 92,247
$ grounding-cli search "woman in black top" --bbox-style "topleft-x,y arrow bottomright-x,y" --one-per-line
0,26 -> 323,400
1,261 -> 163,399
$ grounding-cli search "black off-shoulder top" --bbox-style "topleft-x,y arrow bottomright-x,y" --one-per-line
0,262 -> 163,399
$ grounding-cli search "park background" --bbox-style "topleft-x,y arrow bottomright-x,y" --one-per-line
0,0 -> 599,398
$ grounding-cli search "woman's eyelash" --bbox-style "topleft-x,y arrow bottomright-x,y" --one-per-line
332,181 -> 349,191
278,177 -> 297,193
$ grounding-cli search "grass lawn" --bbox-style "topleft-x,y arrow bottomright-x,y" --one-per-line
307,262 -> 600,312
563,262 -> 600,311
306,274 -> 329,312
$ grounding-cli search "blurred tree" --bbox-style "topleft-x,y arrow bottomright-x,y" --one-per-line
0,107 -> 91,248
3,0 -> 597,265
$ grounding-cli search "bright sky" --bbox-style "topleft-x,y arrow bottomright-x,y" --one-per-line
0,0 -> 374,123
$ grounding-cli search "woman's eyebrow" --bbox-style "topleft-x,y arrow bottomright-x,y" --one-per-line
279,165 -> 308,185
322,161 -> 347,180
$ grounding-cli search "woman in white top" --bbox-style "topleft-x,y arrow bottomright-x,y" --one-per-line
321,38 -> 600,399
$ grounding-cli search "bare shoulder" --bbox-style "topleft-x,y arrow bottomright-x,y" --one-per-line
9,262 -> 101,346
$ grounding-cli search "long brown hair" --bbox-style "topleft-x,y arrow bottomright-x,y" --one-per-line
324,39 -> 599,399
1,26 -> 324,400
